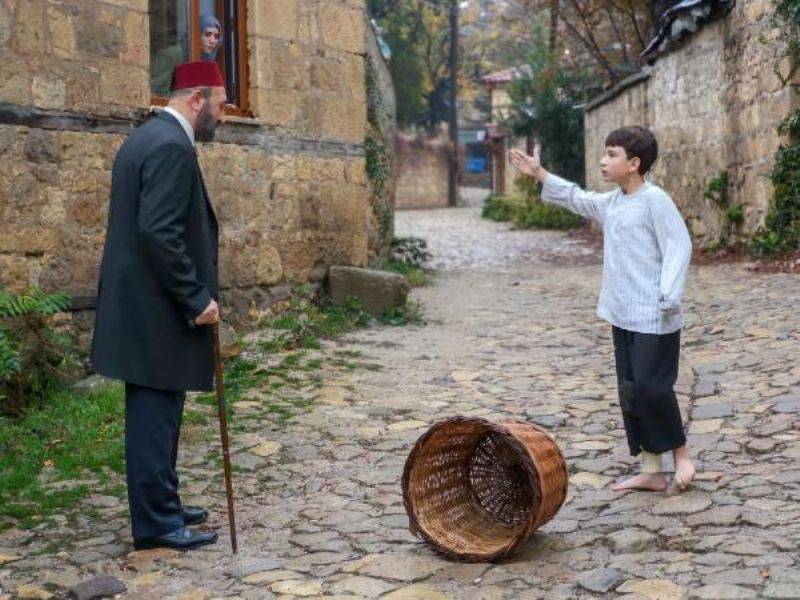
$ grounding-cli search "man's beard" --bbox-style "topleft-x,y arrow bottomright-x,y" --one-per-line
195,101 -> 218,142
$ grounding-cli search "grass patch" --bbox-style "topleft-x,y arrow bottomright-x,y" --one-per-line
379,259 -> 428,287
257,290 -> 373,354
373,237 -> 432,287
0,383 -> 125,528
380,300 -> 424,326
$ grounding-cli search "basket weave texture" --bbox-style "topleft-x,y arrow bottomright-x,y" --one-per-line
401,417 -> 569,562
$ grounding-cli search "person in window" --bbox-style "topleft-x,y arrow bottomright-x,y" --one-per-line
200,14 -> 222,60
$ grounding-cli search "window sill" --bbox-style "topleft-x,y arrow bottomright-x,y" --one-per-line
222,114 -> 264,127
148,105 -> 264,128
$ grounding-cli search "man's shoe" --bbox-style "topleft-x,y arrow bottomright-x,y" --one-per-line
182,506 -> 209,526
133,527 -> 218,551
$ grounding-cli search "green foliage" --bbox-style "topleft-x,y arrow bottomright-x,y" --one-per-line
772,0 -> 800,85
365,55 -> 393,244
503,27 -> 589,185
389,237 -> 431,268
380,300 -> 424,326
369,0 -> 453,129
753,2 -> 800,254
0,287 -> 76,416
0,384 -> 124,528
703,171 -> 745,247
374,237 -> 431,287
725,203 -> 744,225
753,138 -> 800,254
381,260 -> 428,287
704,171 -> 729,208
511,197 -> 586,230
482,193 -> 516,222
258,283 -> 373,354
482,180 -> 583,230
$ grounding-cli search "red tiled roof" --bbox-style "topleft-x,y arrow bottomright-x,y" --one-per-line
481,68 -> 516,85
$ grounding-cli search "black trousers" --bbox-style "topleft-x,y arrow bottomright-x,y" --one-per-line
125,382 -> 186,540
612,326 -> 686,456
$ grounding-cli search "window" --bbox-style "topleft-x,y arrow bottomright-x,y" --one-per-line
149,0 -> 250,114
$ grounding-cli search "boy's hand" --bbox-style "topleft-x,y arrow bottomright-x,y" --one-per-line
510,145 -> 544,180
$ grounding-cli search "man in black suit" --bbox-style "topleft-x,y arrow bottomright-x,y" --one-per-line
91,61 -> 227,551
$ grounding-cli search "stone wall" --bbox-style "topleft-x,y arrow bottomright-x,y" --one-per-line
394,133 -> 450,210
0,0 -> 377,325
584,0 -> 793,247
364,20 -> 397,262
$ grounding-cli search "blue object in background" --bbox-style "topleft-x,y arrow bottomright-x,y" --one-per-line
467,157 -> 486,173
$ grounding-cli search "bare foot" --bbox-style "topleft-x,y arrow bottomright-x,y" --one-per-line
673,446 -> 696,491
611,472 -> 668,492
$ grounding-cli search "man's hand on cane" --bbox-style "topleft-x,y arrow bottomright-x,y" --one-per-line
196,299 -> 220,325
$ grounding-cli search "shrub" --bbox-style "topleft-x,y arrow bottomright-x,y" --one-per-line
0,287 -> 76,417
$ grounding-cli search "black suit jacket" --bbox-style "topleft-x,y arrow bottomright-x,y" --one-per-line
91,112 -> 219,391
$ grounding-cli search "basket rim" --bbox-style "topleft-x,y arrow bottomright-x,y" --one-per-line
401,416 -> 562,562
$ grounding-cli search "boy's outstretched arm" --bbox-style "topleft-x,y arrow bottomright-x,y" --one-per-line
509,146 -> 611,224
651,194 -> 692,313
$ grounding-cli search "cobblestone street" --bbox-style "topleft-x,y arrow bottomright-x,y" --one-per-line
2,204 -> 800,599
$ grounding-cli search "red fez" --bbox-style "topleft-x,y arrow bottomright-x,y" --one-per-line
171,61 -> 225,91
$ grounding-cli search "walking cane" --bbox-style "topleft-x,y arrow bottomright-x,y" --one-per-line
212,322 -> 238,553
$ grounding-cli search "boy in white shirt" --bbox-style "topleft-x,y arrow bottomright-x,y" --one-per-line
510,126 -> 695,492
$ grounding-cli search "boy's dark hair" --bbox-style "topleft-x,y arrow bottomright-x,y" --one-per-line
605,126 -> 658,175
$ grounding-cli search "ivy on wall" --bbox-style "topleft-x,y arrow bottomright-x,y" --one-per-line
753,1 -> 800,254
365,55 -> 393,256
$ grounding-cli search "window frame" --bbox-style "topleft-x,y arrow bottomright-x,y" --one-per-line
149,0 -> 251,117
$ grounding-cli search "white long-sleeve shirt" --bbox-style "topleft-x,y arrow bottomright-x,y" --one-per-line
541,173 -> 692,334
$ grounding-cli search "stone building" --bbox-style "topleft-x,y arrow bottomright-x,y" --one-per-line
584,0 -> 794,247
480,67 -> 527,196
0,0 -> 387,326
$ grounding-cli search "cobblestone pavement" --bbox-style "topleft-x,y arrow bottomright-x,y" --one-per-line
2,207 -> 800,599
395,204 -> 598,270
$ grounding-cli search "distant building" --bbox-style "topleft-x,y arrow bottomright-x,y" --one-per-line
481,68 -> 528,195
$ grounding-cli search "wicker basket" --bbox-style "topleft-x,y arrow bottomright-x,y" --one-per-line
401,417 -> 568,562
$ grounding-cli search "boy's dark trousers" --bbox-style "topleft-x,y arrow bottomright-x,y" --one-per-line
125,382 -> 186,541
612,326 -> 686,456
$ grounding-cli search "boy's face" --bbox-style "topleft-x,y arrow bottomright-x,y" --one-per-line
600,145 -> 641,183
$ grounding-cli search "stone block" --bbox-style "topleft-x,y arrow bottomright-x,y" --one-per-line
255,88 -> 298,128
247,37 -> 272,89
345,157 -> 367,186
0,254 -> 38,292
69,576 -> 127,600
47,5 -> 77,59
255,244 -> 284,286
346,53 -> 366,98
0,60 -> 32,105
24,129 -> 62,164
320,95 -> 366,142
32,76 -> 67,110
319,4 -> 363,54
100,63 -> 148,107
122,11 -> 149,66
327,266 -> 410,317
12,0 -> 46,55
270,40 -> 309,91
297,3 -> 320,41
76,5 -> 122,58
0,228 -> 58,254
0,2 -> 11,47
253,0 -> 298,39
310,58 -> 345,92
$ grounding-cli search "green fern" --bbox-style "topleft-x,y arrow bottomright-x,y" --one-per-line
0,287 -> 74,416
0,288 -> 71,318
